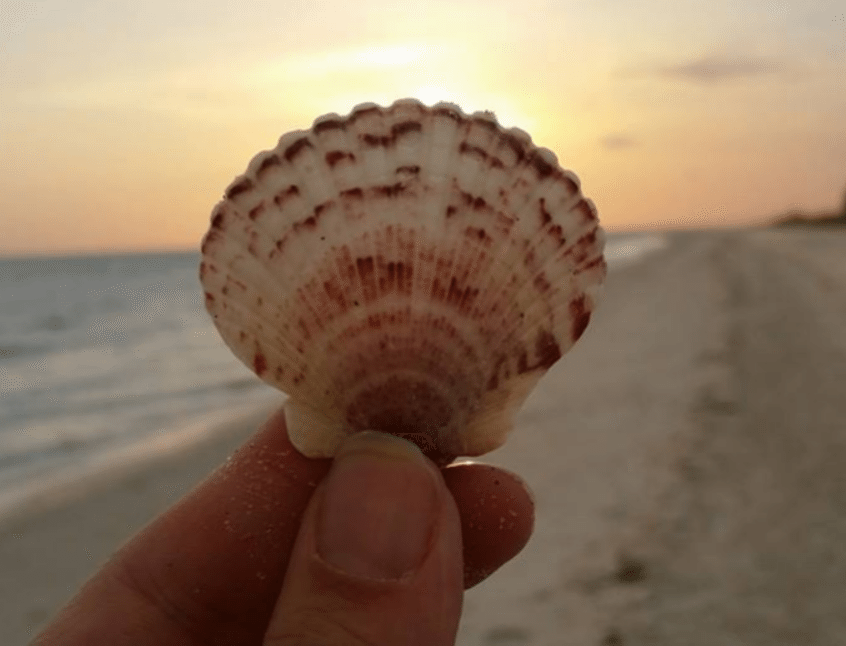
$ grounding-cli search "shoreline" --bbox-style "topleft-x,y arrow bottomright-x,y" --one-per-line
0,396 -> 281,531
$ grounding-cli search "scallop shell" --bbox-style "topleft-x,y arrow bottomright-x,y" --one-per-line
200,99 -> 606,464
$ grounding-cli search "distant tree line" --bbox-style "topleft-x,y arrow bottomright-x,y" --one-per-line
773,182 -> 846,227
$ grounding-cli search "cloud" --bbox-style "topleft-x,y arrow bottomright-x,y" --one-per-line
655,54 -> 793,83
601,134 -> 639,150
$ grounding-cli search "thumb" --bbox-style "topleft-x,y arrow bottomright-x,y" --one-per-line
264,432 -> 464,646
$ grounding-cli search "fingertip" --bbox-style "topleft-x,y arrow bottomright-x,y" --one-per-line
442,463 -> 535,588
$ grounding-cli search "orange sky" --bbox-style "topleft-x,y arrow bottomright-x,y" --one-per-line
1,0 -> 845,256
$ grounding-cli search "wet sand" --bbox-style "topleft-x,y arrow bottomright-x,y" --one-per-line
2,229 -> 846,645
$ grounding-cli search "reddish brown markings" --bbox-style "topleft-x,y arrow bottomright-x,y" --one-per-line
341,187 -> 364,200
248,203 -> 265,221
274,365 -> 285,381
442,276 -> 480,312
456,190 -> 489,211
283,137 -> 313,162
529,151 -> 557,179
314,200 -> 333,218
225,178 -> 253,199
379,260 -> 396,292
204,291 -> 215,302
372,183 -> 406,198
323,278 -> 347,310
562,174 -> 579,195
253,352 -> 267,376
326,150 -> 355,167
275,236 -> 287,253
397,228 -> 414,255
256,154 -> 280,175
500,132 -> 527,163
361,133 -> 392,147
357,256 -> 378,301
576,256 -> 606,276
337,246 -> 356,281
257,296 -> 263,306
549,224 -> 566,247
396,165 -> 420,175
297,317 -> 310,341
350,106 -> 380,122
489,157 -> 506,169
465,226 -> 492,245
211,211 -> 225,230
459,141 -> 489,160
539,197 -> 552,225
434,106 -> 462,122
397,261 -> 412,294
431,277 -> 446,301
575,198 -> 597,222
247,230 -> 260,255
535,329 -> 562,368
533,274 -> 551,293
486,355 -> 507,390
567,230 -> 598,263
446,205 -> 457,218
569,295 -> 591,341
294,215 -> 317,232
274,184 -> 300,207
293,371 -> 305,385
222,285 -> 229,295
356,256 -> 375,281
461,286 -> 480,311
229,277 -> 248,291
314,118 -> 346,134
392,120 -> 422,137
239,331 -> 247,342
471,115 -> 499,132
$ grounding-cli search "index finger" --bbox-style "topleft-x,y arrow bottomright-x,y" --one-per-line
37,408 -> 332,646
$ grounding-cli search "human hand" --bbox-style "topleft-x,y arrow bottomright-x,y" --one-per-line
33,408 -> 534,645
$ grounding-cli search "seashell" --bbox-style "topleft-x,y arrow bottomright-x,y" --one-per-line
200,98 -> 606,465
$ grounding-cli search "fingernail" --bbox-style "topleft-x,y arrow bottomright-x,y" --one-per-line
317,432 -> 440,580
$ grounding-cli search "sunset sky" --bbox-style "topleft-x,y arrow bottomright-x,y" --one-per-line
1,0 -> 844,256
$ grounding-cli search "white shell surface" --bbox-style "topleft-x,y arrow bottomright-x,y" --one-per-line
200,99 -> 606,463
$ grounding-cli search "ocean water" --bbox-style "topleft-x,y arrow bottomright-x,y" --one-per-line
0,232 -> 665,518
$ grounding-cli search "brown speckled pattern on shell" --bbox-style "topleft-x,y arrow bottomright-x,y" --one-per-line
200,99 -> 606,463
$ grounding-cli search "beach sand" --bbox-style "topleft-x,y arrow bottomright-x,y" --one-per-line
3,229 -> 846,645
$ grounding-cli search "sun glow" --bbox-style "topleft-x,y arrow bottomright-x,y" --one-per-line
353,44 -> 426,68
411,86 -> 537,133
